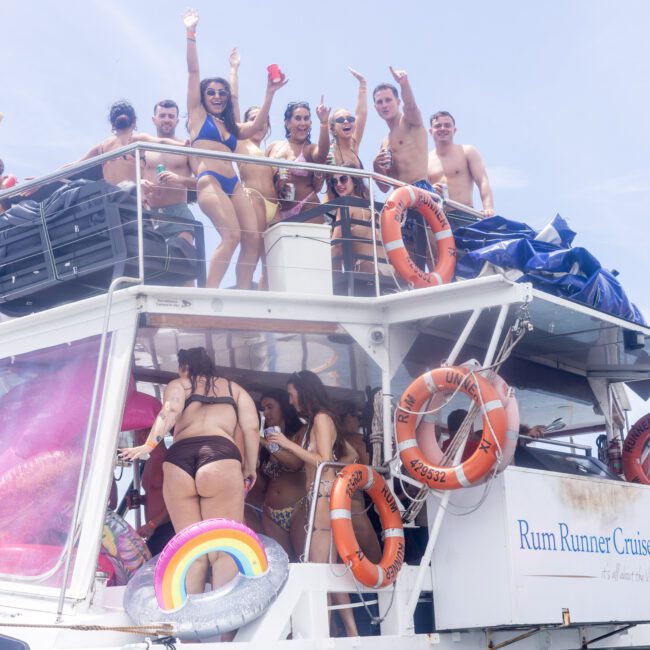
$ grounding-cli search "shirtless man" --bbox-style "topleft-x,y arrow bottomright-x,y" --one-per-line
427,111 -> 494,217
142,99 -> 196,243
372,67 -> 433,269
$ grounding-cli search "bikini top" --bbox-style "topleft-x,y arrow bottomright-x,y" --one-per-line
183,379 -> 238,418
288,145 -> 310,177
329,142 -> 363,169
192,116 -> 237,152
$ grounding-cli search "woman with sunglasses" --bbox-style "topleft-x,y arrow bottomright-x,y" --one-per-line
183,9 -> 286,289
266,99 -> 331,221
327,68 -> 368,169
329,166 -> 388,275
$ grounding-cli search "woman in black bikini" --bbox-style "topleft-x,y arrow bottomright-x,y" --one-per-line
119,347 -> 259,594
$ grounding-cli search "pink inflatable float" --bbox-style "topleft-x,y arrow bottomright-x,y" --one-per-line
0,352 -> 161,550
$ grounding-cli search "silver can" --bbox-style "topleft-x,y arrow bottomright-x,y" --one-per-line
264,426 -> 281,453
277,168 -> 295,202
282,183 -> 296,202
381,146 -> 392,169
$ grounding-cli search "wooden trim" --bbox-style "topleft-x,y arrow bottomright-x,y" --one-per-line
143,314 -> 344,334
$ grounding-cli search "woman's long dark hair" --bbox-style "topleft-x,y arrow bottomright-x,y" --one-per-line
284,101 -> 311,143
177,347 -> 219,394
199,77 -> 239,138
327,163 -> 369,201
260,388 -> 303,436
288,370 -> 345,458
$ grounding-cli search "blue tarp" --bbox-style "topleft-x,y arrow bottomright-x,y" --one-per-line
454,214 -> 646,326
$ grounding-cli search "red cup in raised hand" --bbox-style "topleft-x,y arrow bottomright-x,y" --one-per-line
267,64 -> 284,83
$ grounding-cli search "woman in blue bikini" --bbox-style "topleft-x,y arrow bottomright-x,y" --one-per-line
183,9 -> 286,288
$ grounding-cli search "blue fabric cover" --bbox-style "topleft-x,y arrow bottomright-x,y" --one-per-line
454,214 -> 646,326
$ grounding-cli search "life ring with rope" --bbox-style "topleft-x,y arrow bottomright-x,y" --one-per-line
330,464 -> 405,588
414,363 -> 519,477
396,366 -> 507,490
380,185 -> 456,288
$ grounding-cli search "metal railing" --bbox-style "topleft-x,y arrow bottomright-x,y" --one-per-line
302,460 -> 389,562
0,142 -> 481,301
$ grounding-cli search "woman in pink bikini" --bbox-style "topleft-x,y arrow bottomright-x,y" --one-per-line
266,100 -> 331,222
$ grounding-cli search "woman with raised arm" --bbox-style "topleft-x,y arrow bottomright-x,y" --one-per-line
266,99 -> 331,221
119,347 -> 260,594
327,68 -> 367,169
183,9 -> 286,288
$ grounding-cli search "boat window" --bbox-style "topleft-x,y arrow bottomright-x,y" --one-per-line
0,335 -> 109,587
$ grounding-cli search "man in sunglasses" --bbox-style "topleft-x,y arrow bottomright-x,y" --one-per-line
427,111 -> 494,217
372,66 -> 433,270
143,99 -> 197,244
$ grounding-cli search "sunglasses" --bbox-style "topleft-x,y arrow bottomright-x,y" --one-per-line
287,101 -> 310,109
330,175 -> 351,185
206,88 -> 229,98
334,115 -> 356,124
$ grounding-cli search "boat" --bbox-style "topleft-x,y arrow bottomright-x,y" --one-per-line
0,143 -> 648,649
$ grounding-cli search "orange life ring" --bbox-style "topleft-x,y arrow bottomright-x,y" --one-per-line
380,185 -> 456,288
396,366 -> 507,490
415,364 -> 519,478
330,464 -> 405,588
622,413 -> 650,484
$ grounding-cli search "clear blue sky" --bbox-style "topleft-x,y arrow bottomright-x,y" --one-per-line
1,0 -> 649,418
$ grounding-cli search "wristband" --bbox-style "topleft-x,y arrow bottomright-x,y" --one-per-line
147,519 -> 157,529
187,31 -> 196,38
320,122 -> 329,127
144,439 -> 157,449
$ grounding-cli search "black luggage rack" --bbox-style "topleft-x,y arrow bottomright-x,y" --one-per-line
0,180 -> 206,317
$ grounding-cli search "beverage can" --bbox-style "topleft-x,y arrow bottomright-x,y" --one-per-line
381,147 -> 392,168
283,183 -> 296,202
264,426 -> 281,453
156,164 -> 166,174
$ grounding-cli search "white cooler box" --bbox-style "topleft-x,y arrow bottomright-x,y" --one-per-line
263,222 -> 332,294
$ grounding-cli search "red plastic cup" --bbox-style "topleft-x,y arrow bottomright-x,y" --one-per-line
1,175 -> 17,190
267,64 -> 284,83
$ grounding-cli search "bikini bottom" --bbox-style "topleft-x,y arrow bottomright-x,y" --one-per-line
265,504 -> 296,533
245,187 -> 280,223
279,191 -> 316,220
198,170 -> 240,197
164,435 -> 242,479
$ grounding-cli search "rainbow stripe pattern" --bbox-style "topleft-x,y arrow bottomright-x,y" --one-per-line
154,518 -> 268,611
